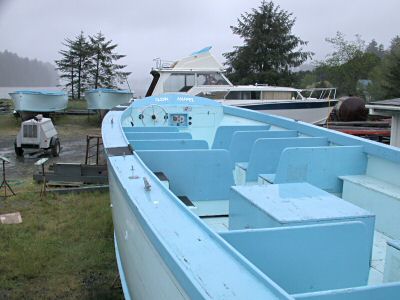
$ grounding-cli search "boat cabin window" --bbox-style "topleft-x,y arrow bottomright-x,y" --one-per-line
195,91 -> 228,99
261,91 -> 295,100
197,73 -> 229,86
164,74 -> 195,92
225,91 -> 261,100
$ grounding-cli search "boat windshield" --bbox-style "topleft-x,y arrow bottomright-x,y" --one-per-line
195,91 -> 229,99
164,74 -> 195,92
197,73 -> 229,86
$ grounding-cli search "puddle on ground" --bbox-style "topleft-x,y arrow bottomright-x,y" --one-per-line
0,135 -> 101,179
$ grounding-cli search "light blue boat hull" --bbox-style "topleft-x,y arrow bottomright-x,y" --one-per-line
109,168 -> 191,299
85,89 -> 133,110
102,94 -> 400,299
9,90 -> 68,112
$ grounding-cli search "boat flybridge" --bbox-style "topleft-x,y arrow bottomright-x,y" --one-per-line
145,47 -> 338,124
103,93 -> 400,299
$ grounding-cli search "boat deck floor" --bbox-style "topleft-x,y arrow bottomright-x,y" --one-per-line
202,216 -> 229,233
369,230 -> 391,285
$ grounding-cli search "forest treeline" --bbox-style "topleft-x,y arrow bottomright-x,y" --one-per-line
293,33 -> 400,101
0,50 -> 59,87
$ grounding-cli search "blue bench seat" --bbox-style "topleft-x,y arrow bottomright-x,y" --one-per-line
228,130 -> 298,167
235,137 -> 328,185
229,183 -> 375,266
126,132 -> 192,141
340,175 -> 400,239
137,149 -> 234,202
191,200 -> 229,217
131,139 -> 208,150
221,221 -> 371,294
229,183 -> 374,231
257,173 -> 275,184
123,126 -> 179,133
211,125 -> 271,149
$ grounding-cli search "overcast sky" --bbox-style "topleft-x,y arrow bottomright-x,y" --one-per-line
0,0 -> 399,96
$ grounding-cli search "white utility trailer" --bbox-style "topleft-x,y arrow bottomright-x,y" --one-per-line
14,115 -> 60,157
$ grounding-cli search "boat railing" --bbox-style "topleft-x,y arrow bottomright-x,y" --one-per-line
300,87 -> 337,100
152,58 -> 176,70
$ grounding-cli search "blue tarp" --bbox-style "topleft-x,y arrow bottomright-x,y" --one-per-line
11,90 -> 66,96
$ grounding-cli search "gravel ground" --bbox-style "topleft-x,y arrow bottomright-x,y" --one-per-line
0,114 -> 102,180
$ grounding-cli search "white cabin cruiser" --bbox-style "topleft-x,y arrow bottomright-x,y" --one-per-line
146,47 -> 337,124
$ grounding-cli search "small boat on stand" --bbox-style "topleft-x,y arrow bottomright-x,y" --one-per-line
85,88 -> 134,119
9,90 -> 68,120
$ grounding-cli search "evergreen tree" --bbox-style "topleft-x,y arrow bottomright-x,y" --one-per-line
223,1 -> 312,86
55,32 -> 130,97
366,39 -> 385,59
55,39 -> 77,98
55,32 -> 91,99
383,36 -> 400,98
71,32 -> 92,99
88,32 -> 130,89
389,36 -> 400,52
314,32 -> 381,97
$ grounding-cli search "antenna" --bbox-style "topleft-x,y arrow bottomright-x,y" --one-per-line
126,77 -> 134,100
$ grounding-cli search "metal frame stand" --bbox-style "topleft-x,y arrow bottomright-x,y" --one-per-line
85,135 -> 103,165
0,158 -> 16,197
35,158 -> 49,198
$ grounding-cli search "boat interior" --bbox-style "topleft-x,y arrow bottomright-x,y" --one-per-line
115,94 -> 400,298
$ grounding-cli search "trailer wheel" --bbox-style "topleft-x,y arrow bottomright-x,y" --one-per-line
50,138 -> 61,157
14,140 -> 24,157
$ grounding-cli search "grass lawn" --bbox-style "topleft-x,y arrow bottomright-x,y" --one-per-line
55,114 -> 101,137
67,99 -> 88,110
0,114 -> 20,136
0,182 -> 123,299
0,111 -> 122,299
0,98 -> 14,109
